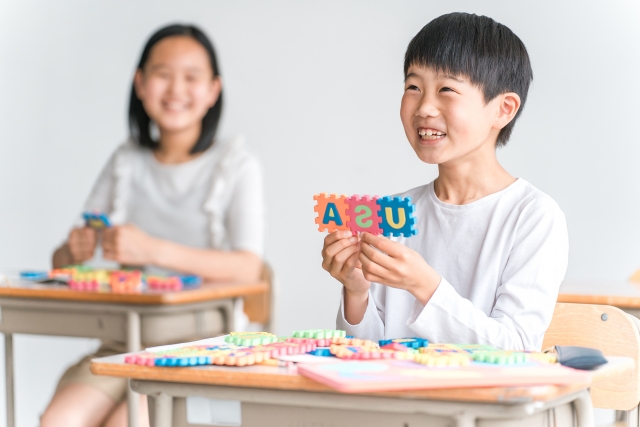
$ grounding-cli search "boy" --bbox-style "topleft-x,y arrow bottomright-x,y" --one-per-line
321,13 -> 568,351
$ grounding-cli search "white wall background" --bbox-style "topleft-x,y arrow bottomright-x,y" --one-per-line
0,0 -> 639,425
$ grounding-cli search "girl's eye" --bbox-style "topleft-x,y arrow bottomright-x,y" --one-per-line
406,85 -> 419,91
440,87 -> 454,92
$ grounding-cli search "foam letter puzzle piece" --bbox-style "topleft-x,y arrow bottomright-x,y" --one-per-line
313,194 -> 350,232
345,195 -> 382,235
225,332 -> 277,346
377,196 -> 417,237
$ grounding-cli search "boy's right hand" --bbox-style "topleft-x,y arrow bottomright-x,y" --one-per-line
67,227 -> 98,263
321,230 -> 371,295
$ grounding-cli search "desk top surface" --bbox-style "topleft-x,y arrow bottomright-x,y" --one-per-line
0,280 -> 268,305
90,354 -> 599,404
559,279 -> 640,308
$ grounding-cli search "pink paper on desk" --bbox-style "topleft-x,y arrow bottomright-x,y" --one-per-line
297,360 -> 591,393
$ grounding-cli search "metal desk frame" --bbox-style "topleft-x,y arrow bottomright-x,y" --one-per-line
1,296 -> 237,427
132,379 -> 594,427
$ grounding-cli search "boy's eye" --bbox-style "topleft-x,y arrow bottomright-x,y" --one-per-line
405,85 -> 419,91
440,87 -> 454,92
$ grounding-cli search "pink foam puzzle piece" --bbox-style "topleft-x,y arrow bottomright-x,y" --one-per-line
346,195 -> 382,235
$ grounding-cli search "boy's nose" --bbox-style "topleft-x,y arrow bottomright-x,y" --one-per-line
415,96 -> 440,118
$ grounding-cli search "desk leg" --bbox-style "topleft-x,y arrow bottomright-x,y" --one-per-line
452,413 -> 475,427
127,311 -> 141,427
4,333 -> 14,427
228,298 -> 237,332
626,406 -> 639,427
573,389 -> 595,427
152,393 -> 172,427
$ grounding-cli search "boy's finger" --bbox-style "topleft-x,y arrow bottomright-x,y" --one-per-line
344,251 -> 362,269
359,239 -> 395,270
359,262 -> 386,284
323,235 -> 359,259
329,245 -> 360,277
360,233 -> 400,257
362,272 -> 385,284
358,250 -> 391,279
323,230 -> 353,247
332,243 -> 360,266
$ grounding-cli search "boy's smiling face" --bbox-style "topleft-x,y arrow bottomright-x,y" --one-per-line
401,65 -> 519,166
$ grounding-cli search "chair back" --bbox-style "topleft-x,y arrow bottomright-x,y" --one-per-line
542,302 -> 640,410
242,263 -> 275,332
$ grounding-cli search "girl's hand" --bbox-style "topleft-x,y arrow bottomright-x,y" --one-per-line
102,224 -> 158,266
321,230 -> 370,296
67,227 -> 98,263
359,232 -> 441,305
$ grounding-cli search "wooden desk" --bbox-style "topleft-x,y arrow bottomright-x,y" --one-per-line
91,354 -> 601,427
0,280 -> 268,427
559,279 -> 640,317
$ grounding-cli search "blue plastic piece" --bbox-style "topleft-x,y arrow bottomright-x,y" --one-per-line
308,348 -> 333,357
379,337 -> 428,349
376,196 -> 417,237
82,211 -> 111,229
178,275 -> 202,287
345,335 -> 354,339
20,271 -> 50,281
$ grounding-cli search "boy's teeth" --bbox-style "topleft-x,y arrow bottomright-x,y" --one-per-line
419,129 -> 445,139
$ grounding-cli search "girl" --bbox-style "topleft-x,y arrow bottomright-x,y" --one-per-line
43,24 -> 263,427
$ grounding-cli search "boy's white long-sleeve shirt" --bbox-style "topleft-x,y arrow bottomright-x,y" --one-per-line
336,179 -> 568,351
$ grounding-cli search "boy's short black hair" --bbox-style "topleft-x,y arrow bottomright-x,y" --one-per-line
404,13 -> 533,147
129,24 -> 223,154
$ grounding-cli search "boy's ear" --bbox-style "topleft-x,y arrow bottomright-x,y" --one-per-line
494,92 -> 521,130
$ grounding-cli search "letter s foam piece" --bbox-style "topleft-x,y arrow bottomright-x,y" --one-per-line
345,195 -> 382,235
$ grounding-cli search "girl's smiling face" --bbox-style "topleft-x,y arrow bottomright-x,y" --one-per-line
400,65 -> 519,166
134,36 -> 221,135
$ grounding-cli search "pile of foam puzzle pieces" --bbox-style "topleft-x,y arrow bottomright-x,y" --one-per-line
124,330 -> 557,368
19,266 -> 201,292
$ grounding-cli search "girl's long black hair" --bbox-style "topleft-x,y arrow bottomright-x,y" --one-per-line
129,24 -> 223,154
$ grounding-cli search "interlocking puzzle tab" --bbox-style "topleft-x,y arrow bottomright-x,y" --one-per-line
314,194 -> 417,237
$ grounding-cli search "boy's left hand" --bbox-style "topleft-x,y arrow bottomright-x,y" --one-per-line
359,232 -> 441,305
102,224 -> 158,266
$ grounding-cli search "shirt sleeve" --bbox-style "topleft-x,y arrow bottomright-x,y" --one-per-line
406,200 -> 569,351
70,151 -> 118,229
336,283 -> 386,341
83,155 -> 117,214
224,155 -> 264,258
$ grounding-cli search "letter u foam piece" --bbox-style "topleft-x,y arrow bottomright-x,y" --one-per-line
377,196 -> 417,237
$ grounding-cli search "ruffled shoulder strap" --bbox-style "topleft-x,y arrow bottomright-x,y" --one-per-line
110,139 -> 144,225
203,135 -> 252,249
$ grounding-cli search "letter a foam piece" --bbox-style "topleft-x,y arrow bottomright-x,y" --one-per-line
313,193 -> 350,232
345,195 -> 382,235
377,196 -> 417,237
